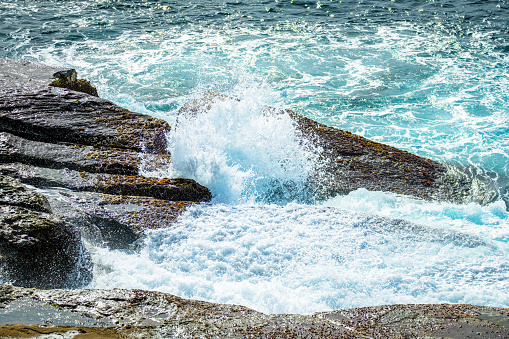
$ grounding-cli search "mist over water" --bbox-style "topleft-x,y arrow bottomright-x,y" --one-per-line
2,0 -> 509,314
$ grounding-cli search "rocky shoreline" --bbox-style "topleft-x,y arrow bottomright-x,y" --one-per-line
0,59 -> 507,338
1,285 -> 508,338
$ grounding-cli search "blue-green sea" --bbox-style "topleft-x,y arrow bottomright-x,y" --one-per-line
1,0 -> 509,314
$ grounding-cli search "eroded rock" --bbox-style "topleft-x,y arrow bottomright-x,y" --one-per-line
0,61 -> 169,154
0,163 -> 211,203
49,68 -> 98,96
0,131 -> 171,175
0,174 -> 50,213
38,188 -> 197,248
0,60 -> 210,255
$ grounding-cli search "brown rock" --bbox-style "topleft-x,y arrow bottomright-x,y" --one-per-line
0,163 -> 211,203
0,131 -> 172,175
1,285 -> 508,338
0,61 -> 169,154
0,174 -> 50,213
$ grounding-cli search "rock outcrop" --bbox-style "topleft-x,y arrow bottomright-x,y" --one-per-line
1,60 -> 506,338
0,176 -> 91,289
49,68 -> 99,97
0,60 -> 211,255
180,93 -> 498,205
0,284 -> 508,338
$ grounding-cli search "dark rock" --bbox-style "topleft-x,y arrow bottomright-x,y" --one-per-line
0,88 -> 169,154
40,188 -> 198,249
180,93 -> 498,204
1,285 -> 508,338
0,174 -> 50,213
0,206 -> 91,289
0,59 -> 209,255
0,163 -> 211,202
0,61 -> 169,154
0,131 -> 172,175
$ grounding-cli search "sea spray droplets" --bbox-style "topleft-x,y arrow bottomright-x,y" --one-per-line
168,87 -> 318,204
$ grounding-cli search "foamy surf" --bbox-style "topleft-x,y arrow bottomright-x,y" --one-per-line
88,202 -> 509,314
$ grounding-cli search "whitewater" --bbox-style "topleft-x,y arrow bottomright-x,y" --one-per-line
1,0 -> 509,314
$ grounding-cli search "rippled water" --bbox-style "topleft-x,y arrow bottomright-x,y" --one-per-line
2,0 -> 509,314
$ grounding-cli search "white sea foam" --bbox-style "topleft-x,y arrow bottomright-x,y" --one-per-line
323,188 -> 509,243
24,21 -> 509,177
166,84 -> 318,204
89,203 -> 509,314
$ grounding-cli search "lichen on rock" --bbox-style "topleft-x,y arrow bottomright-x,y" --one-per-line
48,68 -> 98,96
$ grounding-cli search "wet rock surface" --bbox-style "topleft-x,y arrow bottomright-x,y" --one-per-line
0,196 -> 91,289
181,93 -> 498,205
0,131 -> 161,175
0,60 -> 167,154
0,163 -> 211,202
0,285 -> 507,338
0,175 -> 50,213
37,187 -> 197,249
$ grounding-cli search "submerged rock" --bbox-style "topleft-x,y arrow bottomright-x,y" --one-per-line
0,284 -> 507,338
180,93 -> 498,205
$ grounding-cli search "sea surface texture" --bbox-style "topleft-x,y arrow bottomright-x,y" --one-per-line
1,0 -> 509,314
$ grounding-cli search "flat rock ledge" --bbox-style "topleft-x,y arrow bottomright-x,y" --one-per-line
0,284 -> 508,338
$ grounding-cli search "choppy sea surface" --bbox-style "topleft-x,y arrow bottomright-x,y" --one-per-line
1,0 -> 509,314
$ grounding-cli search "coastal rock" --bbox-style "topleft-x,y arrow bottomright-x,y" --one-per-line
0,174 -> 50,213
180,93 -> 498,204
0,206 -> 91,289
0,59 -> 211,251
0,285 -> 507,338
0,163 -> 211,202
0,131 -> 173,175
40,188 -> 197,248
0,88 -> 169,154
49,68 -> 98,96
0,174 -> 92,288
0,61 -> 169,154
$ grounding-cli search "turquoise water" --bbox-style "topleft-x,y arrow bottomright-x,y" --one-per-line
2,0 -> 509,313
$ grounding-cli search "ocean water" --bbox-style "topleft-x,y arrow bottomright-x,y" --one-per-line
2,0 -> 509,314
